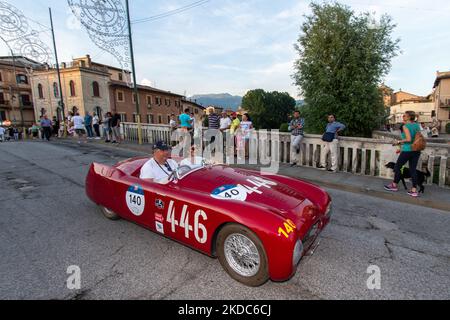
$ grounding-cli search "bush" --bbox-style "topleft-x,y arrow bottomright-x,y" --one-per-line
280,123 -> 289,133
446,123 -> 450,134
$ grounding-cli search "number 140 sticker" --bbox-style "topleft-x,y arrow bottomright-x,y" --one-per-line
126,185 -> 145,216
166,201 -> 208,244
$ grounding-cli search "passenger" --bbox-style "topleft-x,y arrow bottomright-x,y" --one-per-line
180,146 -> 205,169
140,141 -> 179,184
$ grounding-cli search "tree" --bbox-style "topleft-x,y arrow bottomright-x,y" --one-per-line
293,2 -> 400,137
241,89 -> 296,129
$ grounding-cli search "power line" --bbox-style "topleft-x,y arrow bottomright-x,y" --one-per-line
132,0 -> 211,24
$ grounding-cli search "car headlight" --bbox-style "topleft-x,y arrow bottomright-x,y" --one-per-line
293,240 -> 304,267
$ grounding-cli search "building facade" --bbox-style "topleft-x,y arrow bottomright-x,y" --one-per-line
432,71 -> 450,133
390,101 -> 435,125
110,81 -> 187,125
0,56 -> 44,127
30,55 -> 120,122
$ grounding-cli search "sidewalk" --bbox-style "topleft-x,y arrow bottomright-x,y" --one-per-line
53,138 -> 450,212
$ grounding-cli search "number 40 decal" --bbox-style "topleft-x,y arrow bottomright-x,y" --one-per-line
166,201 -> 208,244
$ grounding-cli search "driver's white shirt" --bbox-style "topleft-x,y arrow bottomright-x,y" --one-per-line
140,158 -> 179,182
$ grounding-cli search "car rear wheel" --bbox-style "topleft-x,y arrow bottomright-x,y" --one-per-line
216,224 -> 269,287
99,206 -> 120,220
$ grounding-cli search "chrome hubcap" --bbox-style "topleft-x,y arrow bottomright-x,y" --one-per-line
224,233 -> 260,277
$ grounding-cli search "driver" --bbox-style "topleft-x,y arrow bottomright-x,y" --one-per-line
140,141 -> 179,184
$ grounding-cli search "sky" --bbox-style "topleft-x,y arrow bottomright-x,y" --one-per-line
1,0 -> 450,99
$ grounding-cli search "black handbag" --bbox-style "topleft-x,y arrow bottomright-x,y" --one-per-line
322,132 -> 335,142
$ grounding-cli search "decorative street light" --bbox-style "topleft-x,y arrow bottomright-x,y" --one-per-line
0,0 -> 54,129
68,0 -> 142,144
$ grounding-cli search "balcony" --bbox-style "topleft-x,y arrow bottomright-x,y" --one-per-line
21,101 -> 33,108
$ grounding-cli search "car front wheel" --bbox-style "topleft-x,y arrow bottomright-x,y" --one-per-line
99,206 -> 120,220
216,224 -> 269,287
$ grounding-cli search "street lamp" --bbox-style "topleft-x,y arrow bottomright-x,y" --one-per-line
125,0 -> 142,145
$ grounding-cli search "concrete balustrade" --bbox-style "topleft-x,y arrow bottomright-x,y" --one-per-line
121,123 -> 450,188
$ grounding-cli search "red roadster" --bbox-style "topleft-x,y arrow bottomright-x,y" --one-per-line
85,158 -> 332,286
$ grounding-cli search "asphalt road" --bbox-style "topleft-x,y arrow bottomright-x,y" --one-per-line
0,140 -> 449,300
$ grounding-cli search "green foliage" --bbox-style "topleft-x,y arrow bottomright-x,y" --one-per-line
280,123 -> 289,132
293,2 -> 400,137
241,89 -> 296,129
446,123 -> 450,134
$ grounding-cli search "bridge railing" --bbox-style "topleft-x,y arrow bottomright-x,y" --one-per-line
121,123 -> 450,188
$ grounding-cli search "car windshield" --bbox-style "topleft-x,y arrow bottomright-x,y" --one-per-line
176,157 -> 207,180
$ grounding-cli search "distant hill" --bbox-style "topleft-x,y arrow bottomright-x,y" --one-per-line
189,93 -> 242,111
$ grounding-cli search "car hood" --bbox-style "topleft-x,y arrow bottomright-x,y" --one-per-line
178,165 -> 306,211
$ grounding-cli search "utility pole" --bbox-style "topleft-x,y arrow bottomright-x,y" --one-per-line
125,0 -> 143,145
49,7 -> 66,137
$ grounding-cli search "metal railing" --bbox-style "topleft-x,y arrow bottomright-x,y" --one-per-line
121,122 -> 450,188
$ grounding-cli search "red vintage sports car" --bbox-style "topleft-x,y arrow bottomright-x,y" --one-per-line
85,158 -> 332,286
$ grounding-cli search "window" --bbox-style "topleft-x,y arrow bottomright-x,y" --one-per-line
132,93 -> 138,104
0,92 -> 4,103
120,113 -> 127,123
195,109 -> 199,114
0,72 -> 3,82
94,106 -> 103,120
69,80 -> 76,97
118,72 -> 123,81
21,95 -> 31,106
175,100 -> 180,107
155,97 -> 161,105
147,114 -> 154,124
17,74 -> 28,84
53,82 -> 59,98
93,81 -> 100,97
0,110 -> 6,121
147,95 -> 152,106
133,114 -> 143,123
38,84 -> 44,99
158,115 -> 162,124
117,91 -> 124,102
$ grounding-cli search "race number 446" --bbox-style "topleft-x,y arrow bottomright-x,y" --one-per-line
166,200 -> 208,244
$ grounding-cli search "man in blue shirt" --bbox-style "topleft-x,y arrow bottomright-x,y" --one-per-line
319,114 -> 346,172
179,109 -> 192,131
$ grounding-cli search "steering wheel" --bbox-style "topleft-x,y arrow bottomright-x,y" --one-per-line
177,165 -> 194,177
167,165 -> 193,182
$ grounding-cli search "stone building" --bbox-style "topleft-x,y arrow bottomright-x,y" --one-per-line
29,55 -> 121,121
0,56 -> 44,126
432,71 -> 450,133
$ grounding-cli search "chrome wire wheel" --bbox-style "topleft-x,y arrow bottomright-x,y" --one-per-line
224,233 -> 260,277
